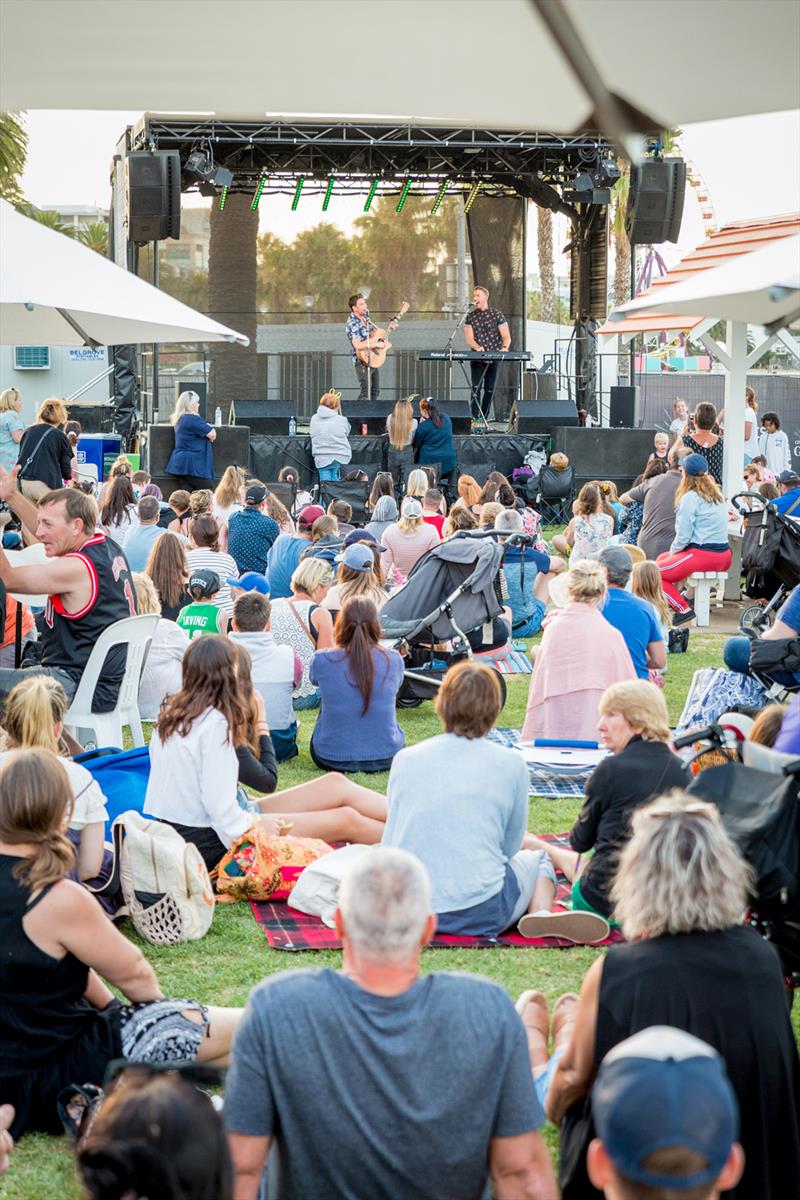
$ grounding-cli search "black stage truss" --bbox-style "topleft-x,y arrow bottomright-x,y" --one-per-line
130,115 -> 612,199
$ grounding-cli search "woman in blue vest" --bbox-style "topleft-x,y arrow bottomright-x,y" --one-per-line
165,391 -> 216,492
413,397 -> 456,487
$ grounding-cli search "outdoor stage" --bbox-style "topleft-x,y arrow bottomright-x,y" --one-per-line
143,424 -> 657,496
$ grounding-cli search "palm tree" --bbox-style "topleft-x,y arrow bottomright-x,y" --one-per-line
0,111 -> 28,204
77,222 -> 109,256
208,192 -> 258,420
610,163 -> 631,308
18,206 -> 76,237
536,206 -> 555,322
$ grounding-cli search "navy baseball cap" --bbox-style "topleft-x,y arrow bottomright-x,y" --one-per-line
593,1027 -> 738,1191
681,453 -> 709,476
778,469 -> 800,484
343,528 -> 386,550
227,571 -> 270,595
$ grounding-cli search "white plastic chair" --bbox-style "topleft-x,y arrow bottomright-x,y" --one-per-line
63,614 -> 159,749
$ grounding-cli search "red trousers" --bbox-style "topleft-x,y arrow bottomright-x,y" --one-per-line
656,547 -> 732,613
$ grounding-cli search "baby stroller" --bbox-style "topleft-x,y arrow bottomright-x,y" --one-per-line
673,722 -> 800,991
734,491 -> 800,632
380,530 -> 510,708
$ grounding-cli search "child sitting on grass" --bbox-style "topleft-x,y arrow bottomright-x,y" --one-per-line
177,569 -> 228,638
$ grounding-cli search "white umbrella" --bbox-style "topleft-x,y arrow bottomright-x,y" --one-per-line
0,199 -> 248,348
609,233 -> 800,332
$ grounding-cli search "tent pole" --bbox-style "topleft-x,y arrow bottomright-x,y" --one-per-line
721,320 -> 748,502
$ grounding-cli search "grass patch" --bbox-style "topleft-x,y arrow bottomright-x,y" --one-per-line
11,631 -> 799,1197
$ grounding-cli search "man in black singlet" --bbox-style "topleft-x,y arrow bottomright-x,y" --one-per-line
0,476 -> 137,711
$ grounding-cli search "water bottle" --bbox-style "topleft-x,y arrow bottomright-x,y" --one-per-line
289,415 -> 297,435
214,406 -> 222,426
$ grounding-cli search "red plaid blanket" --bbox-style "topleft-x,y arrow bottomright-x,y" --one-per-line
249,833 -> 625,952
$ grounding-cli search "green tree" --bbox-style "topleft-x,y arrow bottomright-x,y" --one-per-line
157,260 -> 209,312
18,206 -> 76,236
527,289 -> 570,324
536,206 -> 556,321
351,195 -> 456,318
609,163 -> 631,309
77,221 -> 109,256
0,111 -> 28,204
257,223 -> 366,320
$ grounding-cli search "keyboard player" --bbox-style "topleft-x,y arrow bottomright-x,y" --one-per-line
464,285 -> 511,420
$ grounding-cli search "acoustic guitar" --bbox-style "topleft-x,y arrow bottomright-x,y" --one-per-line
356,301 -> 410,369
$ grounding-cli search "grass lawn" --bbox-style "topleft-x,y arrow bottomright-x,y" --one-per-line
10,631 -> 800,1198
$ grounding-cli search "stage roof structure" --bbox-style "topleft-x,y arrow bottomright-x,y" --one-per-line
599,215 -> 800,500
2,0 -> 798,145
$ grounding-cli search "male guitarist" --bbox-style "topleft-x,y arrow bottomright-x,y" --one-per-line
345,293 -> 398,402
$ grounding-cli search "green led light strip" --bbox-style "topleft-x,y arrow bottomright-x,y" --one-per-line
218,186 -> 229,211
464,181 -> 482,213
251,176 -> 267,211
430,180 -> 449,214
395,178 -> 412,213
364,180 -> 379,212
291,176 -> 305,211
322,177 -> 335,211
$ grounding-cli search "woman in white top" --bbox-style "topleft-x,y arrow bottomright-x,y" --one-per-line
132,572 -> 189,720
268,556 -> 335,708
381,496 -> 440,584
144,636 -> 387,871
185,513 -> 239,615
98,473 -> 139,546
212,464 -> 246,525
0,676 -> 108,882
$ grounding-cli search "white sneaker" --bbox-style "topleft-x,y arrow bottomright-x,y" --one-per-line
517,909 -> 609,944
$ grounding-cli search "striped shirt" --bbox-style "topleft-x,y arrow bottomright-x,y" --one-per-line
186,549 -> 239,614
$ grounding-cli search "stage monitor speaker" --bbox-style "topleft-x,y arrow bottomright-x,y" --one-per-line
609,385 -> 640,428
126,151 -> 181,242
522,371 -> 557,402
625,159 -> 686,245
515,399 -> 579,434
232,400 -> 295,435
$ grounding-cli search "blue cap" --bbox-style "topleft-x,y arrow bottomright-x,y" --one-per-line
227,571 -> 270,595
593,1027 -> 738,1191
335,543 -> 374,573
681,453 -> 709,476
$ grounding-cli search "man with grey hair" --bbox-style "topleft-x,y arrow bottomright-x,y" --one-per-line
120,494 -> 164,571
495,508 -> 565,637
225,848 -> 557,1200
619,443 -> 686,559
599,546 -> 665,681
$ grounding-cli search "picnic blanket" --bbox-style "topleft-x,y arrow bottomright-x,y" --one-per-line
249,833 -> 624,952
492,649 -> 533,675
486,728 -> 599,798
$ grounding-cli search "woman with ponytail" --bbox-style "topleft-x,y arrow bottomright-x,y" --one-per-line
0,750 -> 243,1140
0,676 -> 108,882
77,1070 -> 232,1200
309,595 -> 405,772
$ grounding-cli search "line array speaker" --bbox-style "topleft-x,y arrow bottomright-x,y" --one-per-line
126,151 -> 181,242
625,159 -> 686,246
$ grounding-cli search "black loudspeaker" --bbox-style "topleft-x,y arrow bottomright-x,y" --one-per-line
515,399 -> 579,434
177,380 -> 207,421
609,385 -> 640,428
232,400 -> 296,435
523,371 -> 558,402
144,424 -> 250,482
126,151 -> 181,242
625,159 -> 686,245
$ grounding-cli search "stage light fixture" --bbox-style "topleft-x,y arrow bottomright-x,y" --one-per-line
218,186 -> 229,211
464,182 -> 482,213
431,180 -> 449,214
395,178 -> 412,213
322,177 -> 335,211
251,176 -> 267,211
364,180 -> 379,212
185,145 -> 232,191
292,176 -> 305,211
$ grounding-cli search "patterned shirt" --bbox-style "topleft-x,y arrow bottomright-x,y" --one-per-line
465,307 -> 508,352
345,313 -> 374,363
228,507 -> 281,575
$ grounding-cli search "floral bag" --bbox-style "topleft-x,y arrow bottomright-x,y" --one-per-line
212,825 -> 332,903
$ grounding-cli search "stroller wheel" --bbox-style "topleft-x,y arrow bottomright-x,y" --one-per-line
741,603 -> 774,633
397,695 -> 424,709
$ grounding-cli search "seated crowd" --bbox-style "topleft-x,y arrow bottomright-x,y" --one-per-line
0,413 -> 799,1200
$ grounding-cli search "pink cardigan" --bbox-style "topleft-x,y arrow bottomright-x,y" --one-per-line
522,602 -> 636,742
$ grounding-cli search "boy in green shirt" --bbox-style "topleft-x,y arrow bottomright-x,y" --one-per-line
177,569 -> 228,639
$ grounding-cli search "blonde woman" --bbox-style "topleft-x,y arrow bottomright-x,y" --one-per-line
404,468 -> 430,501
309,390 -> 351,481
542,792 -> 799,1196
521,559 -> 636,741
0,387 -> 24,472
479,501 -> 503,528
132,572 -> 189,720
322,542 -> 388,619
268,556 -> 335,708
165,390 -> 216,491
656,453 -> 732,624
17,397 -> 75,500
213,464 -> 246,524
386,395 -> 418,476
381,496 -> 440,582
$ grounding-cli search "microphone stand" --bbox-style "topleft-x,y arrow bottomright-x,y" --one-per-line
364,304 -> 372,407
442,305 -> 471,408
